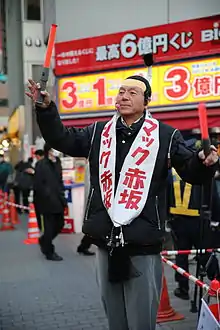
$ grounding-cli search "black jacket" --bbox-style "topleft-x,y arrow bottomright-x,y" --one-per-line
36,102 -> 217,251
168,168 -> 201,217
33,156 -> 67,214
14,160 -> 34,190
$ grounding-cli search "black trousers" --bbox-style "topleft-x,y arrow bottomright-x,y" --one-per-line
13,187 -> 30,211
22,189 -> 30,208
40,213 -> 64,257
13,186 -> 21,211
33,201 -> 42,231
78,235 -> 92,251
171,215 -> 212,291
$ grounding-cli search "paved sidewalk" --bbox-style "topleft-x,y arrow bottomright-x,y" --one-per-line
0,215 -> 202,329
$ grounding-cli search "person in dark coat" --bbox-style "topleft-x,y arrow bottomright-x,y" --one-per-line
13,157 -> 34,212
33,143 -> 67,261
26,77 -> 218,330
33,149 -> 44,230
0,155 -> 13,191
168,170 -> 209,299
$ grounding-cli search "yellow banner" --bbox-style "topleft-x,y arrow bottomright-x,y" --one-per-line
58,57 -> 220,115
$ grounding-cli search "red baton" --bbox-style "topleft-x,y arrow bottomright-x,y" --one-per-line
36,24 -> 57,105
198,102 -> 211,157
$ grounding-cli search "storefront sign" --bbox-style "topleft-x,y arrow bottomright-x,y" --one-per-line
58,57 -> 220,116
55,15 -> 220,76
61,218 -> 74,234
60,157 -> 74,170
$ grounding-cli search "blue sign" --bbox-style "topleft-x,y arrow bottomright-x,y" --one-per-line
65,188 -> 72,203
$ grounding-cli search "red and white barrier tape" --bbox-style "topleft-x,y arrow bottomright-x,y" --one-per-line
5,201 -> 30,211
0,191 -> 31,211
162,256 -> 211,292
161,248 -> 220,256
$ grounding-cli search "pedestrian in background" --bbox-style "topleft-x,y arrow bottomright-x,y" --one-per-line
33,149 -> 44,230
33,143 -> 67,261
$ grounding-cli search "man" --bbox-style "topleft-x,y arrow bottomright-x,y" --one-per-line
13,157 -> 34,212
168,165 -> 210,300
34,149 -> 44,162
21,157 -> 35,211
0,154 -> 13,191
26,76 -> 218,330
33,143 -> 67,261
33,149 -> 44,230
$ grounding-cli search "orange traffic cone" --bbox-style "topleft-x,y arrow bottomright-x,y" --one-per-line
23,202 -> 40,244
0,193 -> 15,231
8,190 -> 20,225
157,273 -> 184,323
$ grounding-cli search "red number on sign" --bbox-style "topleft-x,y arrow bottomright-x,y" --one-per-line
93,78 -> 106,105
61,81 -> 77,109
214,75 -> 220,96
164,67 -> 191,101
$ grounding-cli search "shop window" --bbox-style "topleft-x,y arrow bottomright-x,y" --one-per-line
24,0 -> 41,21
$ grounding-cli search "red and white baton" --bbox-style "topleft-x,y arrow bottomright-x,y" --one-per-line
198,102 -> 211,157
36,24 -> 57,105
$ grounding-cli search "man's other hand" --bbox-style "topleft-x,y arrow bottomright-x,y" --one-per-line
198,145 -> 219,166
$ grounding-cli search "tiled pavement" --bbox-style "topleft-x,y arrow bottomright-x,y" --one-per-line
0,215 -> 203,329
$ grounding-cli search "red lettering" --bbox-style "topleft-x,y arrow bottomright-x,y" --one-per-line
123,168 -> 147,189
93,78 -> 106,106
214,75 -> 220,96
78,100 -> 85,108
61,81 -> 77,109
100,151 -> 111,168
142,136 -> 154,147
103,138 -> 112,149
103,122 -> 113,138
119,189 -> 143,210
192,76 -> 213,98
143,120 -> 158,136
164,67 -> 191,100
131,147 -> 150,166
101,170 -> 112,192
104,189 -> 112,209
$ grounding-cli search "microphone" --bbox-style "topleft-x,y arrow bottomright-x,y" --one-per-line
115,103 -> 120,111
143,52 -> 154,85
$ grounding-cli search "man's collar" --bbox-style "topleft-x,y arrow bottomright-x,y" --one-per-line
120,110 -> 152,129
120,113 -> 144,129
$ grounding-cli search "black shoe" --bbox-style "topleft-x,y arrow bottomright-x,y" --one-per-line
174,287 -> 189,300
46,253 -> 63,261
77,248 -> 95,256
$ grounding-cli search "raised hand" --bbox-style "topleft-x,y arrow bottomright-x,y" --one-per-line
25,79 -> 51,108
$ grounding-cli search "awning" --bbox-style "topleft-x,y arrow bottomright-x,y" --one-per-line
62,108 -> 220,130
8,105 -> 25,138
153,108 -> 220,131
62,116 -> 112,128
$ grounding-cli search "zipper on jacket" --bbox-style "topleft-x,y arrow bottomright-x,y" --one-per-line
85,188 -> 94,221
155,196 -> 161,230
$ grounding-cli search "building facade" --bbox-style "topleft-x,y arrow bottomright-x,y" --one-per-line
50,0 -> 220,133
4,0 -> 220,161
